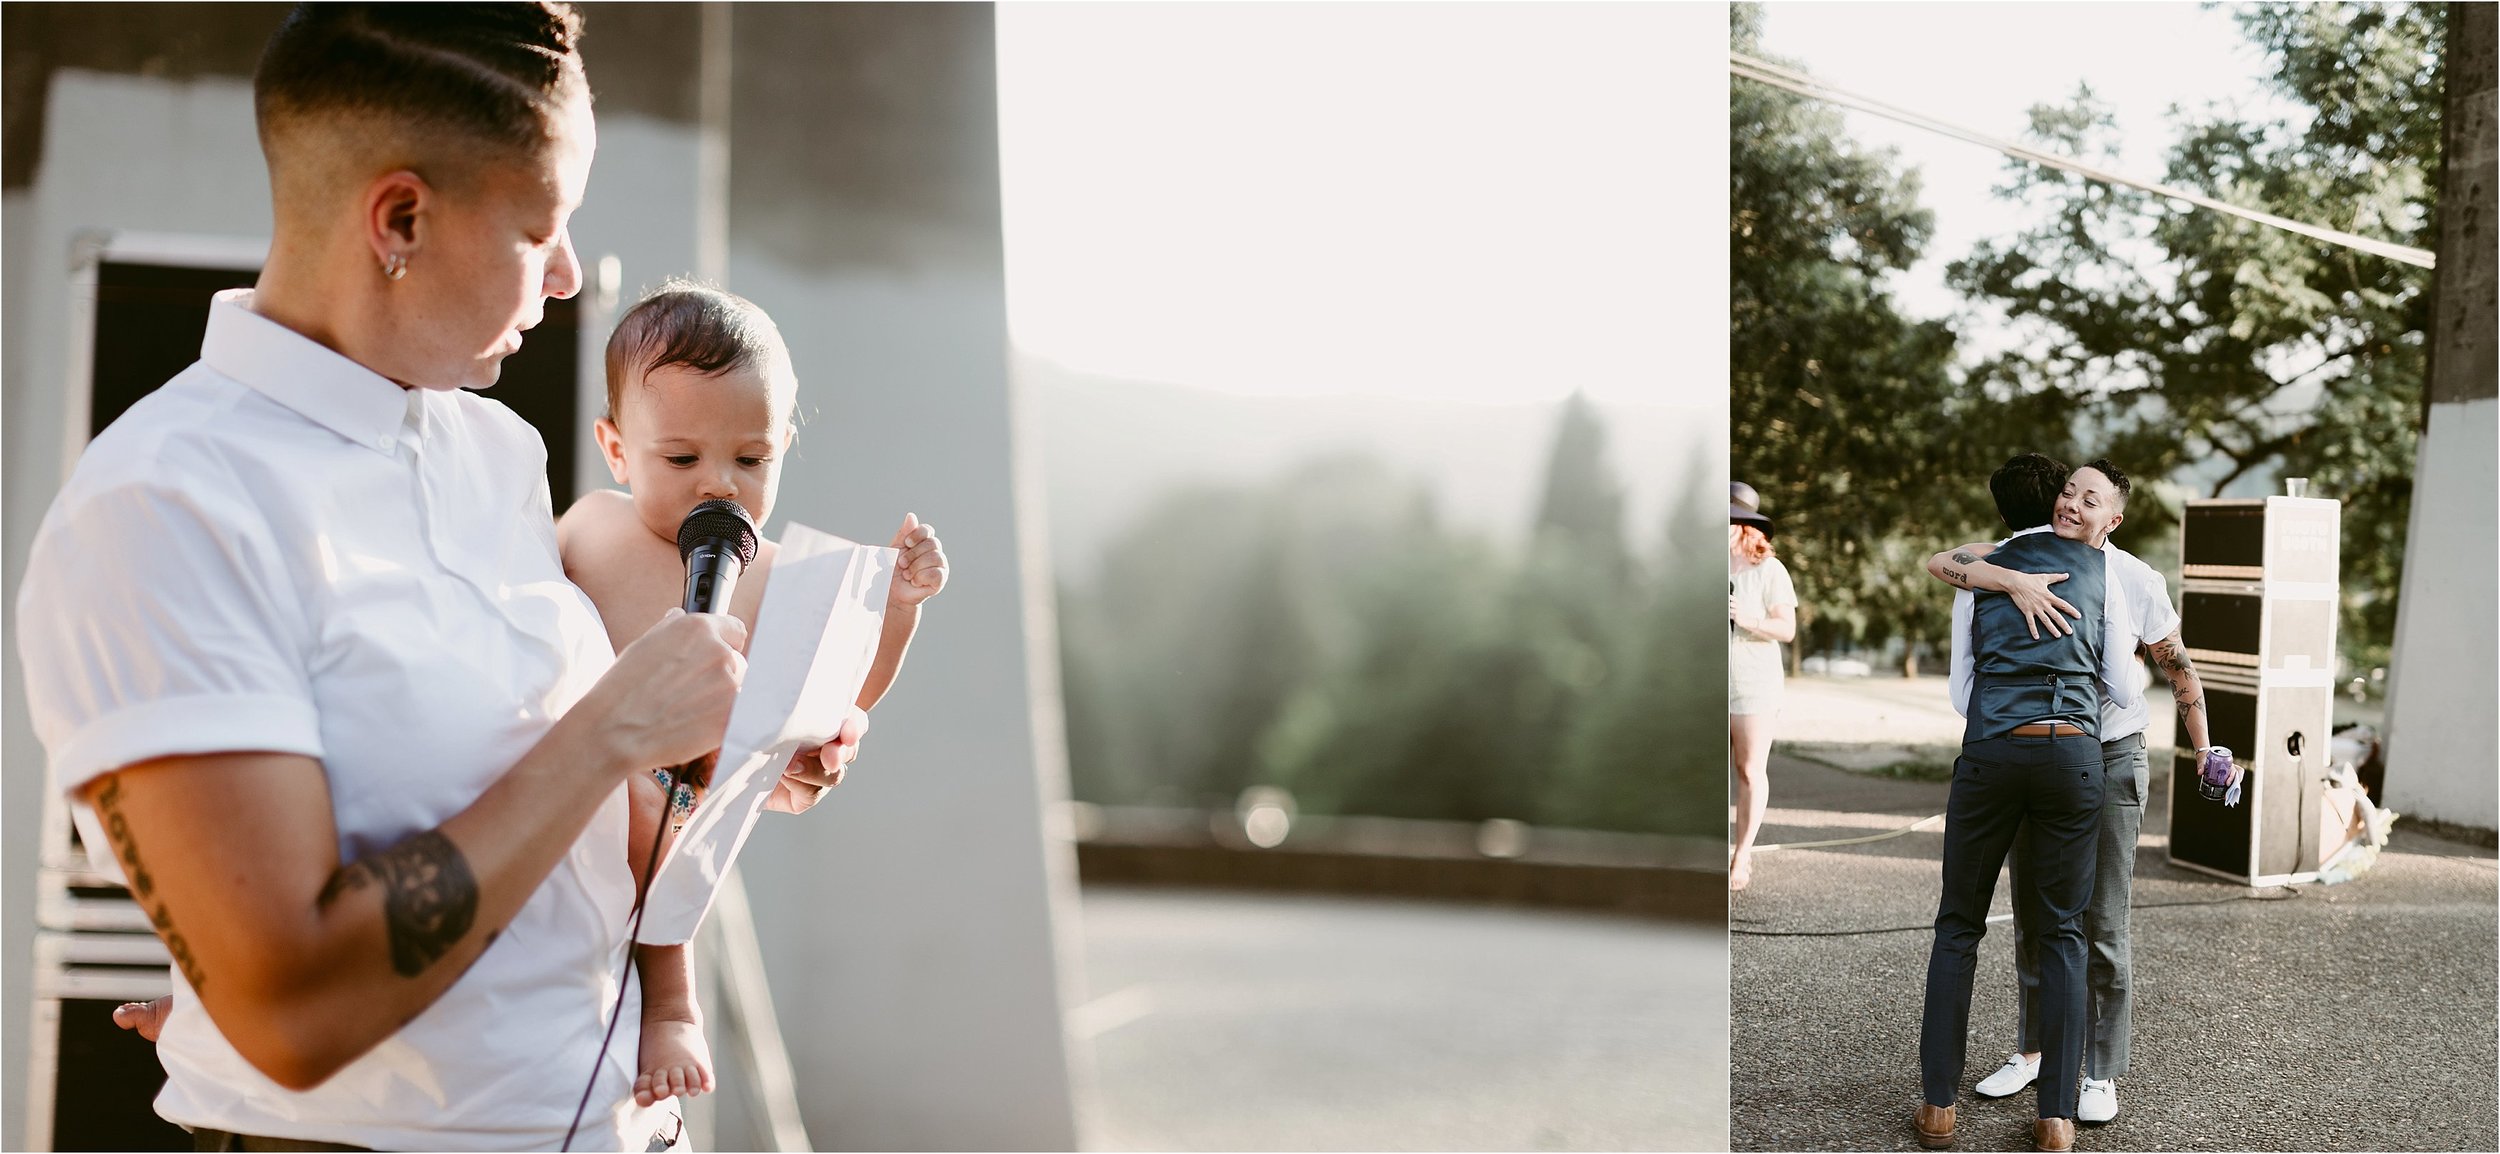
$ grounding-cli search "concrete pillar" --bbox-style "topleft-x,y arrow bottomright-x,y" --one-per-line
718,5 -> 1087,1149
2384,3 -> 2498,832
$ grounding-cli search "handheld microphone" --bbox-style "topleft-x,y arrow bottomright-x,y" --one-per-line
678,498 -> 760,616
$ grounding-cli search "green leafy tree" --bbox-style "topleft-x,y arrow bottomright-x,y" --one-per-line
1947,3 -> 2445,669
1730,3 -> 1990,673
1550,452 -> 1728,837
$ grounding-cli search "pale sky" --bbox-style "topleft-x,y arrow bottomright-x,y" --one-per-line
995,2 -> 1720,408
1756,2 -> 2302,325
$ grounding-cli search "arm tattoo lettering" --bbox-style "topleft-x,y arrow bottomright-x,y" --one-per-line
91,777 -> 208,991
328,831 -> 479,978
1942,551 -> 1982,589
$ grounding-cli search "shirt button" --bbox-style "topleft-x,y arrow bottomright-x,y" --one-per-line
378,436 -> 395,452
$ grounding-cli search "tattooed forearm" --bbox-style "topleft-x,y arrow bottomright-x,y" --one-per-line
1941,551 -> 1981,589
92,776 -> 208,991
341,831 -> 479,978
2146,632 -> 2210,739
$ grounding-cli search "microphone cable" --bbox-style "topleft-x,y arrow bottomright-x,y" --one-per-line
562,767 -> 685,1151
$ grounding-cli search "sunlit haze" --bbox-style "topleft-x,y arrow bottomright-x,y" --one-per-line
998,3 -> 1715,408
1758,2 -> 2304,323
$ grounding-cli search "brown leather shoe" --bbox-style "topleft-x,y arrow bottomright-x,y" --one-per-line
1913,1103 -> 1955,1149
2033,1117 -> 2075,1152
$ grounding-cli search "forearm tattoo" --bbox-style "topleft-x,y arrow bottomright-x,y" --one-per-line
319,831 -> 479,978
1942,550 -> 1981,589
92,777 -> 208,990
2147,635 -> 2206,729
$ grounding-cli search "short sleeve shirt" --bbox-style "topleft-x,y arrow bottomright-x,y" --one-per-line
1730,555 -> 1798,687
15,291 -> 660,1151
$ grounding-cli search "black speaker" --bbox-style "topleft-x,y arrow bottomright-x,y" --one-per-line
2167,496 -> 2341,885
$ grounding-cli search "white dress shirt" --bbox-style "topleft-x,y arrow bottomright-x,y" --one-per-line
17,290 -> 661,1151
1945,526 -> 2149,732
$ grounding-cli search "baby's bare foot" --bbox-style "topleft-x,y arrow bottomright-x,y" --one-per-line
635,1017 -> 714,1106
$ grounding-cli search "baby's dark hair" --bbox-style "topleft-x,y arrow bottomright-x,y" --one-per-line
255,3 -> 586,156
603,281 -> 790,422
2079,457 -> 2132,507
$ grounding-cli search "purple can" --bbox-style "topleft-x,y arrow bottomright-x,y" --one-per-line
2195,745 -> 2242,807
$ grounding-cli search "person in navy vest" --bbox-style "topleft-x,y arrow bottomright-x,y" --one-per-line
1910,454 -> 2142,1154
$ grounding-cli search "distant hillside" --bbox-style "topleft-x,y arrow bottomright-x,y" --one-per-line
1019,357 -> 1714,582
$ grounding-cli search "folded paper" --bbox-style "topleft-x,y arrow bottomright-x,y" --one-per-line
636,523 -> 895,944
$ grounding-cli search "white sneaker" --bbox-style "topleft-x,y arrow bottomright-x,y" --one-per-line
1974,1053 -> 2040,1098
2078,1078 -> 2118,1123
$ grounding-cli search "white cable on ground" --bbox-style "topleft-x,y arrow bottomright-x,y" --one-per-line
1755,812 -> 1945,853
1730,50 -> 2437,270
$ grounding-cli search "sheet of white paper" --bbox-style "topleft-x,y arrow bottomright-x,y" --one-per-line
638,523 -> 895,944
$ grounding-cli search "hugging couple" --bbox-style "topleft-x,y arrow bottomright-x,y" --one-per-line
1909,452 -> 2216,1153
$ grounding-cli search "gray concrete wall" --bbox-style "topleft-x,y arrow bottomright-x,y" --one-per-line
2384,2 -> 2499,831
720,5 -> 1089,1148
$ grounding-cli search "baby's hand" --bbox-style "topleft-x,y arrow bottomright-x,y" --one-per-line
114,995 -> 172,1042
888,513 -> 948,609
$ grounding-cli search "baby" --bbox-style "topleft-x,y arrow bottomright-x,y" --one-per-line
113,282 -> 950,1112
564,281 -> 947,1107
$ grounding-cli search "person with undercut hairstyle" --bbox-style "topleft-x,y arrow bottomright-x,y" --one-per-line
15,5 -> 855,1149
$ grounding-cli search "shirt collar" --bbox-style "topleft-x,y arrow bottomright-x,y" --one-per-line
200,288 -> 417,455
2003,524 -> 2107,551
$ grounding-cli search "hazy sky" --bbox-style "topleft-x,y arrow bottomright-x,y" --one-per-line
1755,2 -> 2303,324
996,3 -> 1718,408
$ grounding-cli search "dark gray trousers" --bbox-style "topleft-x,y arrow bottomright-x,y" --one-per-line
1921,732 -> 2103,1120
2010,732 -> 2147,1079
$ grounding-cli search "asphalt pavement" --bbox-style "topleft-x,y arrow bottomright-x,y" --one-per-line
1078,886 -> 1727,1151
1732,750 -> 2498,1152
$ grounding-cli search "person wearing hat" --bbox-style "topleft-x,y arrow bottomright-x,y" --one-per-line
1728,481 -> 1795,892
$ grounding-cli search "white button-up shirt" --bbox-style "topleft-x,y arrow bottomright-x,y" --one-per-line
1945,526 -> 2150,733
16,290 -> 660,1151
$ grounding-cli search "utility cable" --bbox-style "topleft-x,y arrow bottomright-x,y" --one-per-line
1755,812 -> 1944,853
1729,49 -> 2437,270
1733,886 -> 2305,938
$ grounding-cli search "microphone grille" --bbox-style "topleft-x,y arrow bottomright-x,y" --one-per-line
677,499 -> 760,566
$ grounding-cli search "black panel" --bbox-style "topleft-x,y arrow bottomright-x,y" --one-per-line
486,294 -> 581,512
49,998 -> 187,1151
2182,590 -> 2263,658
2170,748 -> 2250,876
87,261 -> 578,510
2172,686 -> 2258,877
90,262 -> 259,436
2182,504 -> 2267,569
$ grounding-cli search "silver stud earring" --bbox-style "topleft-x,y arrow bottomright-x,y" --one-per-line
382,253 -> 408,281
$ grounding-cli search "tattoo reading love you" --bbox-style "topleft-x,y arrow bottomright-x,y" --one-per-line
319,831 -> 481,978
93,777 -> 208,991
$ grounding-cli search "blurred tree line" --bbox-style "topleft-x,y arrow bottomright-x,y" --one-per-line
1056,395 -> 1723,838
1732,2 -> 2446,675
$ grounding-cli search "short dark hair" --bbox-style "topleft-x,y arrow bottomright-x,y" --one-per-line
255,3 -> 586,157
1988,452 -> 2069,532
2079,457 -> 2132,507
604,281 -> 790,421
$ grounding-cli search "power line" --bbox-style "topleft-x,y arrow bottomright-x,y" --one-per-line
1729,50 -> 2437,270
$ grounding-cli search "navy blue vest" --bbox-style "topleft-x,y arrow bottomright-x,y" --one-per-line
1965,531 -> 2106,744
